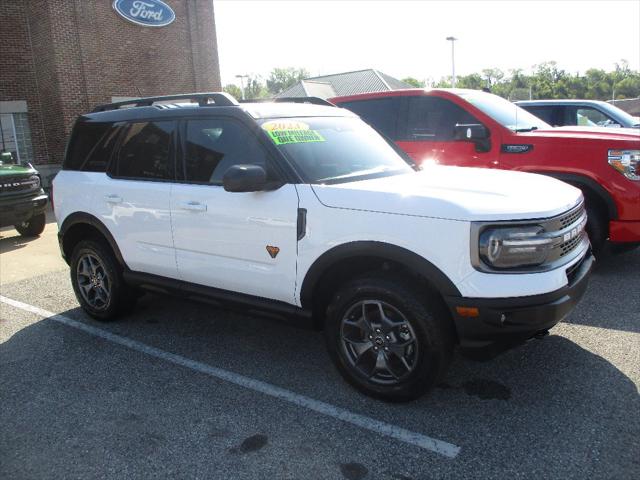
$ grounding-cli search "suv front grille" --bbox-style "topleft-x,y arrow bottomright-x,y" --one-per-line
559,206 -> 583,229
0,175 -> 37,195
559,233 -> 584,257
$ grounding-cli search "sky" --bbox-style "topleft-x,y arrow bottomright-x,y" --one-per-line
214,0 -> 640,86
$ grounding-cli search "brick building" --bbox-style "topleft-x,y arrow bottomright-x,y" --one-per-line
0,0 -> 221,184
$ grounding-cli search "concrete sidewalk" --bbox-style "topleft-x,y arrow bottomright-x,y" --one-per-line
0,206 -> 66,285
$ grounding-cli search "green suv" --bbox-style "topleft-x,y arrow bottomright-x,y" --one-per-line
0,153 -> 48,236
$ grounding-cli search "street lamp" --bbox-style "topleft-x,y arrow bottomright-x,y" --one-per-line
235,74 -> 249,100
446,36 -> 457,87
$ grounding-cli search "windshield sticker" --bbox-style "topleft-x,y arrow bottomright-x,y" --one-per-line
267,129 -> 325,145
262,120 -> 310,131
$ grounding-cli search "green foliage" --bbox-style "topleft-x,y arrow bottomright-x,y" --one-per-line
266,67 -> 309,95
223,84 -> 242,100
245,75 -> 270,99
401,77 -> 426,88
427,60 -> 640,100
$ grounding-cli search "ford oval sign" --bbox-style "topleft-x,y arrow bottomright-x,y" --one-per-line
112,0 -> 176,28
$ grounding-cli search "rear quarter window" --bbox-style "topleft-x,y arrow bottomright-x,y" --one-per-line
64,121 -> 118,172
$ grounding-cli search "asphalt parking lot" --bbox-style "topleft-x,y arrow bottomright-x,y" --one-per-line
1,208 -> 639,479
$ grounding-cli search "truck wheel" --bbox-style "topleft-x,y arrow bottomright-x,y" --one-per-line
585,204 -> 607,255
324,275 -> 454,402
70,239 -> 137,321
14,213 -> 46,236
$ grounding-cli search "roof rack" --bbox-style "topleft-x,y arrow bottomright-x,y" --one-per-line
92,92 -> 239,112
274,97 -> 336,107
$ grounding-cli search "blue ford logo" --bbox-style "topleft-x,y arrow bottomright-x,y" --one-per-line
112,0 -> 176,27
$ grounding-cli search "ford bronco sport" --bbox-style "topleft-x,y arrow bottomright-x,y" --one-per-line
332,89 -> 640,253
0,153 -> 48,236
54,93 -> 593,401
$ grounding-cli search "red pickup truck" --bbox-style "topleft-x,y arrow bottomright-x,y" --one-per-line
331,89 -> 640,252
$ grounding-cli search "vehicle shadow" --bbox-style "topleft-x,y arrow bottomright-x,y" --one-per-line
563,246 -> 640,333
0,232 -> 35,253
1,295 -> 637,478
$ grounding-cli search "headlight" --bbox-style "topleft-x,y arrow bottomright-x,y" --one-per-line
608,149 -> 639,181
479,225 -> 553,269
28,174 -> 41,189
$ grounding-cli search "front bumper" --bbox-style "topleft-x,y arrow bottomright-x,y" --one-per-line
609,219 -> 640,243
444,252 -> 594,353
0,192 -> 48,227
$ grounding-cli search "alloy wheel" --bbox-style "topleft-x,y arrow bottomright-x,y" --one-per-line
76,253 -> 111,310
340,300 -> 419,385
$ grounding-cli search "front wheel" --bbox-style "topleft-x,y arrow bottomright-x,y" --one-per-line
324,275 -> 454,402
15,213 -> 46,236
585,204 -> 608,255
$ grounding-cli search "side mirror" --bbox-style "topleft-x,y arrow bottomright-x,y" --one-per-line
223,165 -> 268,192
454,123 -> 491,153
454,123 -> 489,141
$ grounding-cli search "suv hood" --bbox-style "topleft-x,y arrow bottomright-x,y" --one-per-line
311,166 -> 582,222
0,164 -> 36,177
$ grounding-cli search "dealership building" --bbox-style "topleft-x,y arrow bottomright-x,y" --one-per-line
0,0 -> 221,184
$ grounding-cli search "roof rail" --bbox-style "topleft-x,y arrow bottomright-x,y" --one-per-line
274,97 -> 336,107
92,92 -> 239,112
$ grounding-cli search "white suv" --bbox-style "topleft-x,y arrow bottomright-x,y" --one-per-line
54,93 -> 593,401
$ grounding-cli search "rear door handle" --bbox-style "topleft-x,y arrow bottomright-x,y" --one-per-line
104,194 -> 123,204
180,201 -> 207,212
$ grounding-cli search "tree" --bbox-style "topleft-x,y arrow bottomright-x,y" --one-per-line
266,67 -> 308,95
223,84 -> 242,100
456,73 -> 484,90
401,77 -> 425,88
481,68 -> 505,88
406,62 -> 640,101
245,75 -> 269,99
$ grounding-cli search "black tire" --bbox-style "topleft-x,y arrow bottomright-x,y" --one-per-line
70,239 -> 137,321
14,213 -> 46,237
324,275 -> 455,402
585,203 -> 607,255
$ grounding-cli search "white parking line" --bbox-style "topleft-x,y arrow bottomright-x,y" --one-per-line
0,295 -> 461,458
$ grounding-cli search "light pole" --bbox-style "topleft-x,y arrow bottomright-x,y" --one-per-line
235,74 -> 249,100
446,36 -> 457,87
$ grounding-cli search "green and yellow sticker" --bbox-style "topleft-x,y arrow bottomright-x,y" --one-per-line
262,120 -> 325,145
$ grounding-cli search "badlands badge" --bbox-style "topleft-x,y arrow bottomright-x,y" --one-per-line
266,245 -> 280,259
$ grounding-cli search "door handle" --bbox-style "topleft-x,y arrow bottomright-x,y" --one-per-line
104,194 -> 123,204
180,201 -> 207,212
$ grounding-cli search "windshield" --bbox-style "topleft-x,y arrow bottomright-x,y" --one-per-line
599,102 -> 640,127
458,90 -> 551,132
260,116 -> 414,184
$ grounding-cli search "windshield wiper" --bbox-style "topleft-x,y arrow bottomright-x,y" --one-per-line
514,126 -> 539,133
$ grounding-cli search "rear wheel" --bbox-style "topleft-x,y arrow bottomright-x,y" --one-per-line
15,213 -> 46,236
324,275 -> 454,402
70,239 -> 137,321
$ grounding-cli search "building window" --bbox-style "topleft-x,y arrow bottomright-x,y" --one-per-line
0,112 -> 34,165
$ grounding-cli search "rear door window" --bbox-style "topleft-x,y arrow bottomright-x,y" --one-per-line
337,97 -> 402,140
114,121 -> 176,181
523,106 -> 556,126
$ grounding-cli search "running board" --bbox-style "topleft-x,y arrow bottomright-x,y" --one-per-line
123,270 -> 313,326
